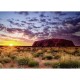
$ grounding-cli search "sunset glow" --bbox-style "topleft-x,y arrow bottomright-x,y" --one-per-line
9,43 -> 13,46
0,12 -> 80,46
0,40 -> 33,46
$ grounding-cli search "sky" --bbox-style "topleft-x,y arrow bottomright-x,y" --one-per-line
0,12 -> 80,46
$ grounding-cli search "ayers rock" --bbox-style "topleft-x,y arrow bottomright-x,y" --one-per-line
32,38 -> 75,47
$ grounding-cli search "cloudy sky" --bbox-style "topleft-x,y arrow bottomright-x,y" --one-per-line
0,12 -> 80,46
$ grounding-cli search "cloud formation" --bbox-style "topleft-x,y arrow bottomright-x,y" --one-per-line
0,12 -> 80,46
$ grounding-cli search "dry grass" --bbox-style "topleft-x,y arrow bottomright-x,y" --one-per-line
0,46 -> 80,68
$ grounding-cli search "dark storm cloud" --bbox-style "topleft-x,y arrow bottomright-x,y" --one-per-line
29,18 -> 39,22
26,22 -> 33,25
7,28 -> 23,33
27,26 -> 32,29
0,24 -> 6,30
54,12 -> 67,16
24,29 -> 35,38
0,23 -> 35,40
35,32 -> 49,40
60,18 -> 80,34
54,12 -> 62,14
6,26 -> 35,39
35,32 -> 43,35
53,23 -> 80,34
21,21 -> 27,23
7,18 -> 20,24
16,12 -> 29,16
21,23 -> 25,26
63,17 -> 80,26
27,23 -> 35,28
43,27 -> 49,34
24,29 -> 33,35
21,21 -> 27,26
40,19 -> 46,22
7,19 -> 14,24
65,17 -> 74,21
46,22 -> 61,25
7,19 -> 22,27
33,25 -> 40,28
54,17 -> 59,19
13,22 -> 22,27
45,17 -> 80,41
53,17 -> 62,22
48,19 -> 51,21
41,24 -> 45,27
75,12 -> 80,16
40,12 -> 46,18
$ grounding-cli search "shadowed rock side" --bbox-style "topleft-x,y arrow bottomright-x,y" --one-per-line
32,39 -> 75,47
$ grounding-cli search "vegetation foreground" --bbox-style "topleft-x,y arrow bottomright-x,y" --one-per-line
0,46 -> 80,68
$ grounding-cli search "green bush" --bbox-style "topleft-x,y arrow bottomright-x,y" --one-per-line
43,55 -> 53,60
17,56 -> 39,67
59,61 -> 80,68
52,60 -> 80,68
28,60 -> 39,67
17,57 -> 29,65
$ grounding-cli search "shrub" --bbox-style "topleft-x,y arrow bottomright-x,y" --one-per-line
52,60 -> 80,68
77,52 -> 80,56
54,55 -> 61,59
44,62 -> 52,67
16,57 -> 29,66
33,52 -> 43,57
52,50 -> 58,53
0,63 -> 3,68
28,60 -> 39,67
59,60 -> 80,68
52,62 -> 60,68
74,50 -> 80,56
10,55 -> 17,60
43,54 -> 53,60
47,49 -> 51,53
2,57 -> 11,63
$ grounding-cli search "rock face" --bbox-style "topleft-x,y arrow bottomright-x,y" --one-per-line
32,38 -> 75,47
